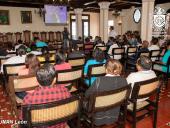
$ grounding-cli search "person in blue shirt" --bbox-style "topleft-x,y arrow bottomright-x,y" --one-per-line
162,40 -> 170,73
84,48 -> 106,86
34,37 -> 48,48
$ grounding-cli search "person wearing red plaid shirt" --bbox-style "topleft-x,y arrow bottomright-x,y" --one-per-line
22,64 -> 71,128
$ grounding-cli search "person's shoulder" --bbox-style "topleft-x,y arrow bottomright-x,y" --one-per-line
54,84 -> 70,92
127,72 -> 138,78
86,59 -> 94,63
149,70 -> 157,76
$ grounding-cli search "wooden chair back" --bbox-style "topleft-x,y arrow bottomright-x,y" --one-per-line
56,67 -> 83,84
96,46 -> 107,51
40,32 -> 47,42
3,63 -> 25,81
32,32 -> 39,39
48,31 -> 55,42
8,75 -> 38,116
67,57 -> 85,68
131,77 -> 160,100
55,31 -> 62,42
139,51 -> 150,57
127,47 -> 137,56
22,96 -> 80,128
15,32 -> 22,43
89,85 -> 131,113
23,30 -> 31,44
112,47 -> 125,59
0,33 -> 3,43
150,50 -> 161,61
87,63 -> 106,85
6,32 -> 13,42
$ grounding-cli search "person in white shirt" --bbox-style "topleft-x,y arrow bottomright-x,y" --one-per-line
126,55 -> 157,102
109,26 -> 117,39
107,40 -> 120,60
148,38 -> 160,51
148,38 -> 160,61
1,45 -> 27,73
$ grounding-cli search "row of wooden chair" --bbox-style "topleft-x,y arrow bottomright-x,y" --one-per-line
9,75 -> 160,128
0,31 -> 62,45
0,50 -> 162,128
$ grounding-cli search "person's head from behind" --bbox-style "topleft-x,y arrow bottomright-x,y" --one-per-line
72,44 -> 79,51
105,59 -> 122,75
41,47 -> 50,62
78,36 -> 82,40
17,45 -> 27,56
136,55 -> 152,71
18,40 -> 22,44
142,40 -> 149,48
7,42 -> 13,51
55,51 -> 66,65
89,36 -> 93,39
85,37 -> 90,43
110,26 -> 114,31
36,64 -> 56,87
93,48 -> 105,62
151,38 -> 158,45
34,37 -> 40,42
41,47 -> 49,55
25,54 -> 40,75
31,45 -> 37,51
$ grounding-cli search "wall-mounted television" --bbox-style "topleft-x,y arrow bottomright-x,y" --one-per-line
44,5 -> 67,25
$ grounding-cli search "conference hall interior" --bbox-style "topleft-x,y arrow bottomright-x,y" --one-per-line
0,0 -> 170,128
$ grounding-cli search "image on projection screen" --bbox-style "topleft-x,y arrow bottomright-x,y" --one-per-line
45,5 -> 67,24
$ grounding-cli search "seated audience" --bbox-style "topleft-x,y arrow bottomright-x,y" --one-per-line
158,36 -> 165,47
148,38 -> 160,61
84,48 -> 106,86
94,38 -> 105,50
107,39 -> 120,59
29,45 -> 42,55
127,55 -> 156,102
15,40 -> 23,51
106,37 -> 114,48
6,42 -> 15,53
94,36 -> 100,44
84,37 -> 91,44
84,37 -> 93,54
54,51 -> 71,71
38,47 -> 54,62
22,64 -> 71,128
18,54 -> 40,76
16,54 -> 40,99
68,44 -> 85,59
71,36 -> 83,48
130,40 -> 149,62
1,45 -> 27,72
34,37 -> 48,48
85,59 -> 128,126
148,38 -> 160,51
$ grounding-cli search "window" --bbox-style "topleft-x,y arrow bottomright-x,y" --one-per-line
70,14 -> 90,39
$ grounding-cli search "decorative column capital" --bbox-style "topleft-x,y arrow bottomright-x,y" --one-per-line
142,0 -> 155,2
98,2 -> 110,9
74,8 -> 83,14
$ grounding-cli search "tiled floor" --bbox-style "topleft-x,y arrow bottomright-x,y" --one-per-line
0,84 -> 170,128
